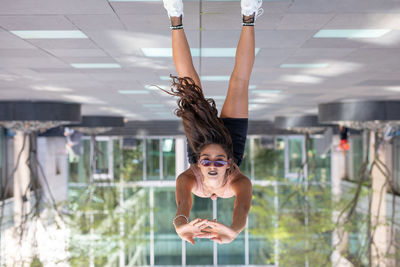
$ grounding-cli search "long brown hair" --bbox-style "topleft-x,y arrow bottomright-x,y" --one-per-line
160,75 -> 234,162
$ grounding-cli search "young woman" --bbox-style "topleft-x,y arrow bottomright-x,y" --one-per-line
162,0 -> 263,244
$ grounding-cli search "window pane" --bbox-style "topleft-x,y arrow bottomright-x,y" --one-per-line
162,138 -> 176,180
0,128 -> 2,186
154,187 -> 181,265
348,135 -> 363,181
95,140 -> 109,176
348,212 -> 369,266
254,137 -> 284,180
146,139 -> 160,180
69,139 -> 90,183
124,187 -> 150,266
122,138 -> 144,182
248,186 -> 275,264
67,186 -> 121,267
395,137 -> 400,193
311,138 -> 331,183
92,186 -> 119,211
186,196 -> 213,265
217,198 -> 245,264
240,141 -> 251,177
396,229 -> 400,265
288,138 -> 303,173
0,128 -> 4,199
113,139 -> 121,182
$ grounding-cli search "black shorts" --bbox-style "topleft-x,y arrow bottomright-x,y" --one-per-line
186,118 -> 248,167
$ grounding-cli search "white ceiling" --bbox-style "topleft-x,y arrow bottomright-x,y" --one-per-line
0,0 -> 400,120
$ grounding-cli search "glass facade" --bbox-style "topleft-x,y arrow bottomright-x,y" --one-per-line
0,128 -> 12,200
69,139 -> 91,183
254,137 -> 285,180
0,128 -> 3,200
146,139 -> 160,180
63,134 -> 394,267
310,138 -> 331,184
154,187 -> 181,265
288,137 -> 303,175
162,138 -> 176,181
122,138 -> 144,182
393,136 -> 400,193
347,134 -> 364,182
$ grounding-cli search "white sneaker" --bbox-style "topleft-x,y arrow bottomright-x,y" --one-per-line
241,0 -> 263,19
163,0 -> 184,18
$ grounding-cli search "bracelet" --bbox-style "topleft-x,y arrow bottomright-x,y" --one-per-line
170,25 -> 184,30
242,22 -> 255,27
173,214 -> 188,225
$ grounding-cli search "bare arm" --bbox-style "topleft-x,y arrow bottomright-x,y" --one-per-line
174,171 -> 209,245
174,171 -> 195,228
172,28 -> 202,88
230,175 -> 253,234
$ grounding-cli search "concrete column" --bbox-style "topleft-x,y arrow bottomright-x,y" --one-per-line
175,137 -> 187,177
13,132 -> 31,226
370,132 -> 388,267
331,135 -> 352,267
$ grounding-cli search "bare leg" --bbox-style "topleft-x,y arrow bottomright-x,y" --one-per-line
171,17 -> 202,88
220,25 -> 255,119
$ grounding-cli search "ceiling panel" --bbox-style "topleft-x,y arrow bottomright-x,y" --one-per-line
0,31 -> 36,49
0,57 -> 68,68
45,49 -> 109,57
324,13 -> 400,29
277,13 -> 334,30
28,38 -> 98,49
0,15 -> 75,30
67,14 -> 126,31
0,0 -> 112,15
0,0 -> 399,120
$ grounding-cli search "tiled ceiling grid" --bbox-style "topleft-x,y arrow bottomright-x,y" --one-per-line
0,0 -> 400,120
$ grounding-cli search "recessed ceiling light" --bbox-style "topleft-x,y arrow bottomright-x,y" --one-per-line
384,86 -> 400,92
100,106 -> 129,114
62,95 -> 106,104
250,98 -> 281,103
118,90 -> 149,94
281,75 -> 322,84
145,84 -> 169,90
71,63 -> 121,69
143,104 -> 164,108
125,113 -> 138,118
280,64 -> 328,68
252,90 -> 281,94
249,104 -> 266,111
142,48 -> 260,57
313,29 -> 391,38
10,30 -> 88,39
31,85 -> 74,92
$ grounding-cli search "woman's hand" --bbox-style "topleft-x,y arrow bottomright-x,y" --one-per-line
175,218 -> 209,245
195,220 -> 239,244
